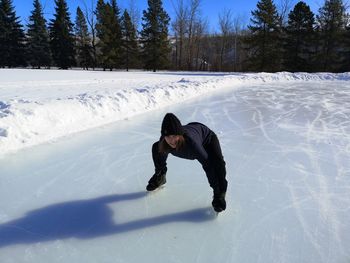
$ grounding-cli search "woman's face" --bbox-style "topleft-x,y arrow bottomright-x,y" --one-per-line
164,135 -> 180,149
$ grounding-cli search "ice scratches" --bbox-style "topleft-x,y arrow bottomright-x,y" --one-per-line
223,107 -> 245,134
230,81 -> 349,261
288,185 -> 324,258
286,104 -> 346,260
255,108 -> 278,145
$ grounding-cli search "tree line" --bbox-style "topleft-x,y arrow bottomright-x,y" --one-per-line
0,0 -> 169,71
0,0 -> 350,72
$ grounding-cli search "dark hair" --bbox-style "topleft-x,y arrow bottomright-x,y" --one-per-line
158,135 -> 185,153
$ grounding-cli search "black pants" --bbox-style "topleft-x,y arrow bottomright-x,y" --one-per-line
152,134 -> 227,194
203,133 -> 227,194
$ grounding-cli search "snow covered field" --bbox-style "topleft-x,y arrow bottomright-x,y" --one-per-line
0,69 -> 350,262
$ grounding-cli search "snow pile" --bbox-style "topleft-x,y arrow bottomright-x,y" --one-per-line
238,71 -> 350,82
1,69 -> 349,156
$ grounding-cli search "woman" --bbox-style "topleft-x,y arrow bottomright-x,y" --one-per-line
146,113 -> 228,212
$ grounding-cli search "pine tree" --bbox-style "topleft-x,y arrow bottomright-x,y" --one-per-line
0,0 -> 26,67
110,0 -> 123,69
95,0 -> 106,68
140,0 -> 170,72
121,9 -> 139,71
27,0 -> 52,68
49,0 -> 75,69
95,0 -> 122,70
283,1 -> 315,72
316,0 -> 346,72
110,0 -> 121,22
343,23 -> 350,71
75,7 -> 93,70
245,0 -> 282,72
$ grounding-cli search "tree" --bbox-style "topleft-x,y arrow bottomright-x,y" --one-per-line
0,0 -> 26,67
110,0 -> 121,21
277,0 -> 295,26
245,0 -> 282,72
343,20 -> 350,71
316,0 -> 346,72
49,0 -> 76,69
127,0 -> 140,31
111,0 -> 123,68
192,16 -> 208,70
140,0 -> 170,72
172,0 -> 187,70
95,0 -> 122,70
186,0 -> 201,70
283,1 -> 315,72
27,0 -> 52,68
218,9 -> 234,71
232,15 -> 245,71
121,9 -> 139,71
75,7 -> 93,70
82,0 -> 98,69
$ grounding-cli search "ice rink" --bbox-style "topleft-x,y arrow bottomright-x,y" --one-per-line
1,78 -> 350,262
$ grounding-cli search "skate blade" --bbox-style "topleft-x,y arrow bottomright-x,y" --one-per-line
204,208 -> 219,218
147,185 -> 165,193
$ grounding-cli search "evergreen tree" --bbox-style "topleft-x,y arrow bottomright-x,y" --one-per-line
49,0 -> 75,69
110,0 -> 123,68
110,0 -> 121,22
75,7 -> 93,70
140,0 -> 170,72
27,0 -> 52,68
316,0 -> 346,72
245,0 -> 282,72
95,0 -> 122,70
343,23 -> 350,71
121,9 -> 139,71
0,0 -> 26,67
283,1 -> 315,72
95,0 -> 106,69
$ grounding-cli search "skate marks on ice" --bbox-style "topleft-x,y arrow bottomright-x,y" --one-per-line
0,80 -> 349,262
258,83 -> 350,259
179,82 -> 350,261
0,191 -> 216,248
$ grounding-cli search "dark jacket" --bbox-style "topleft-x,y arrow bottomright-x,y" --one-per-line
168,122 -> 214,168
155,121 -> 227,193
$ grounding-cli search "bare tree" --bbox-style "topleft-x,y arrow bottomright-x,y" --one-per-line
193,16 -> 208,70
128,0 -> 140,31
278,0 -> 296,26
82,0 -> 97,69
232,14 -> 245,71
186,0 -> 201,70
171,0 -> 188,70
218,9 -> 234,71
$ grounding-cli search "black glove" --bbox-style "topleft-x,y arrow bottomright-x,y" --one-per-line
212,192 -> 226,212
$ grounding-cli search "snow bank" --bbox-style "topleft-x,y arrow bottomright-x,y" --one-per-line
0,69 -> 349,156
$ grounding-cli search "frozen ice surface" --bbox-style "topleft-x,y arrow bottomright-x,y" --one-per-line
0,72 -> 350,262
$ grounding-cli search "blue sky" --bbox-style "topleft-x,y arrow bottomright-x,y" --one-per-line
13,0 -> 321,31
